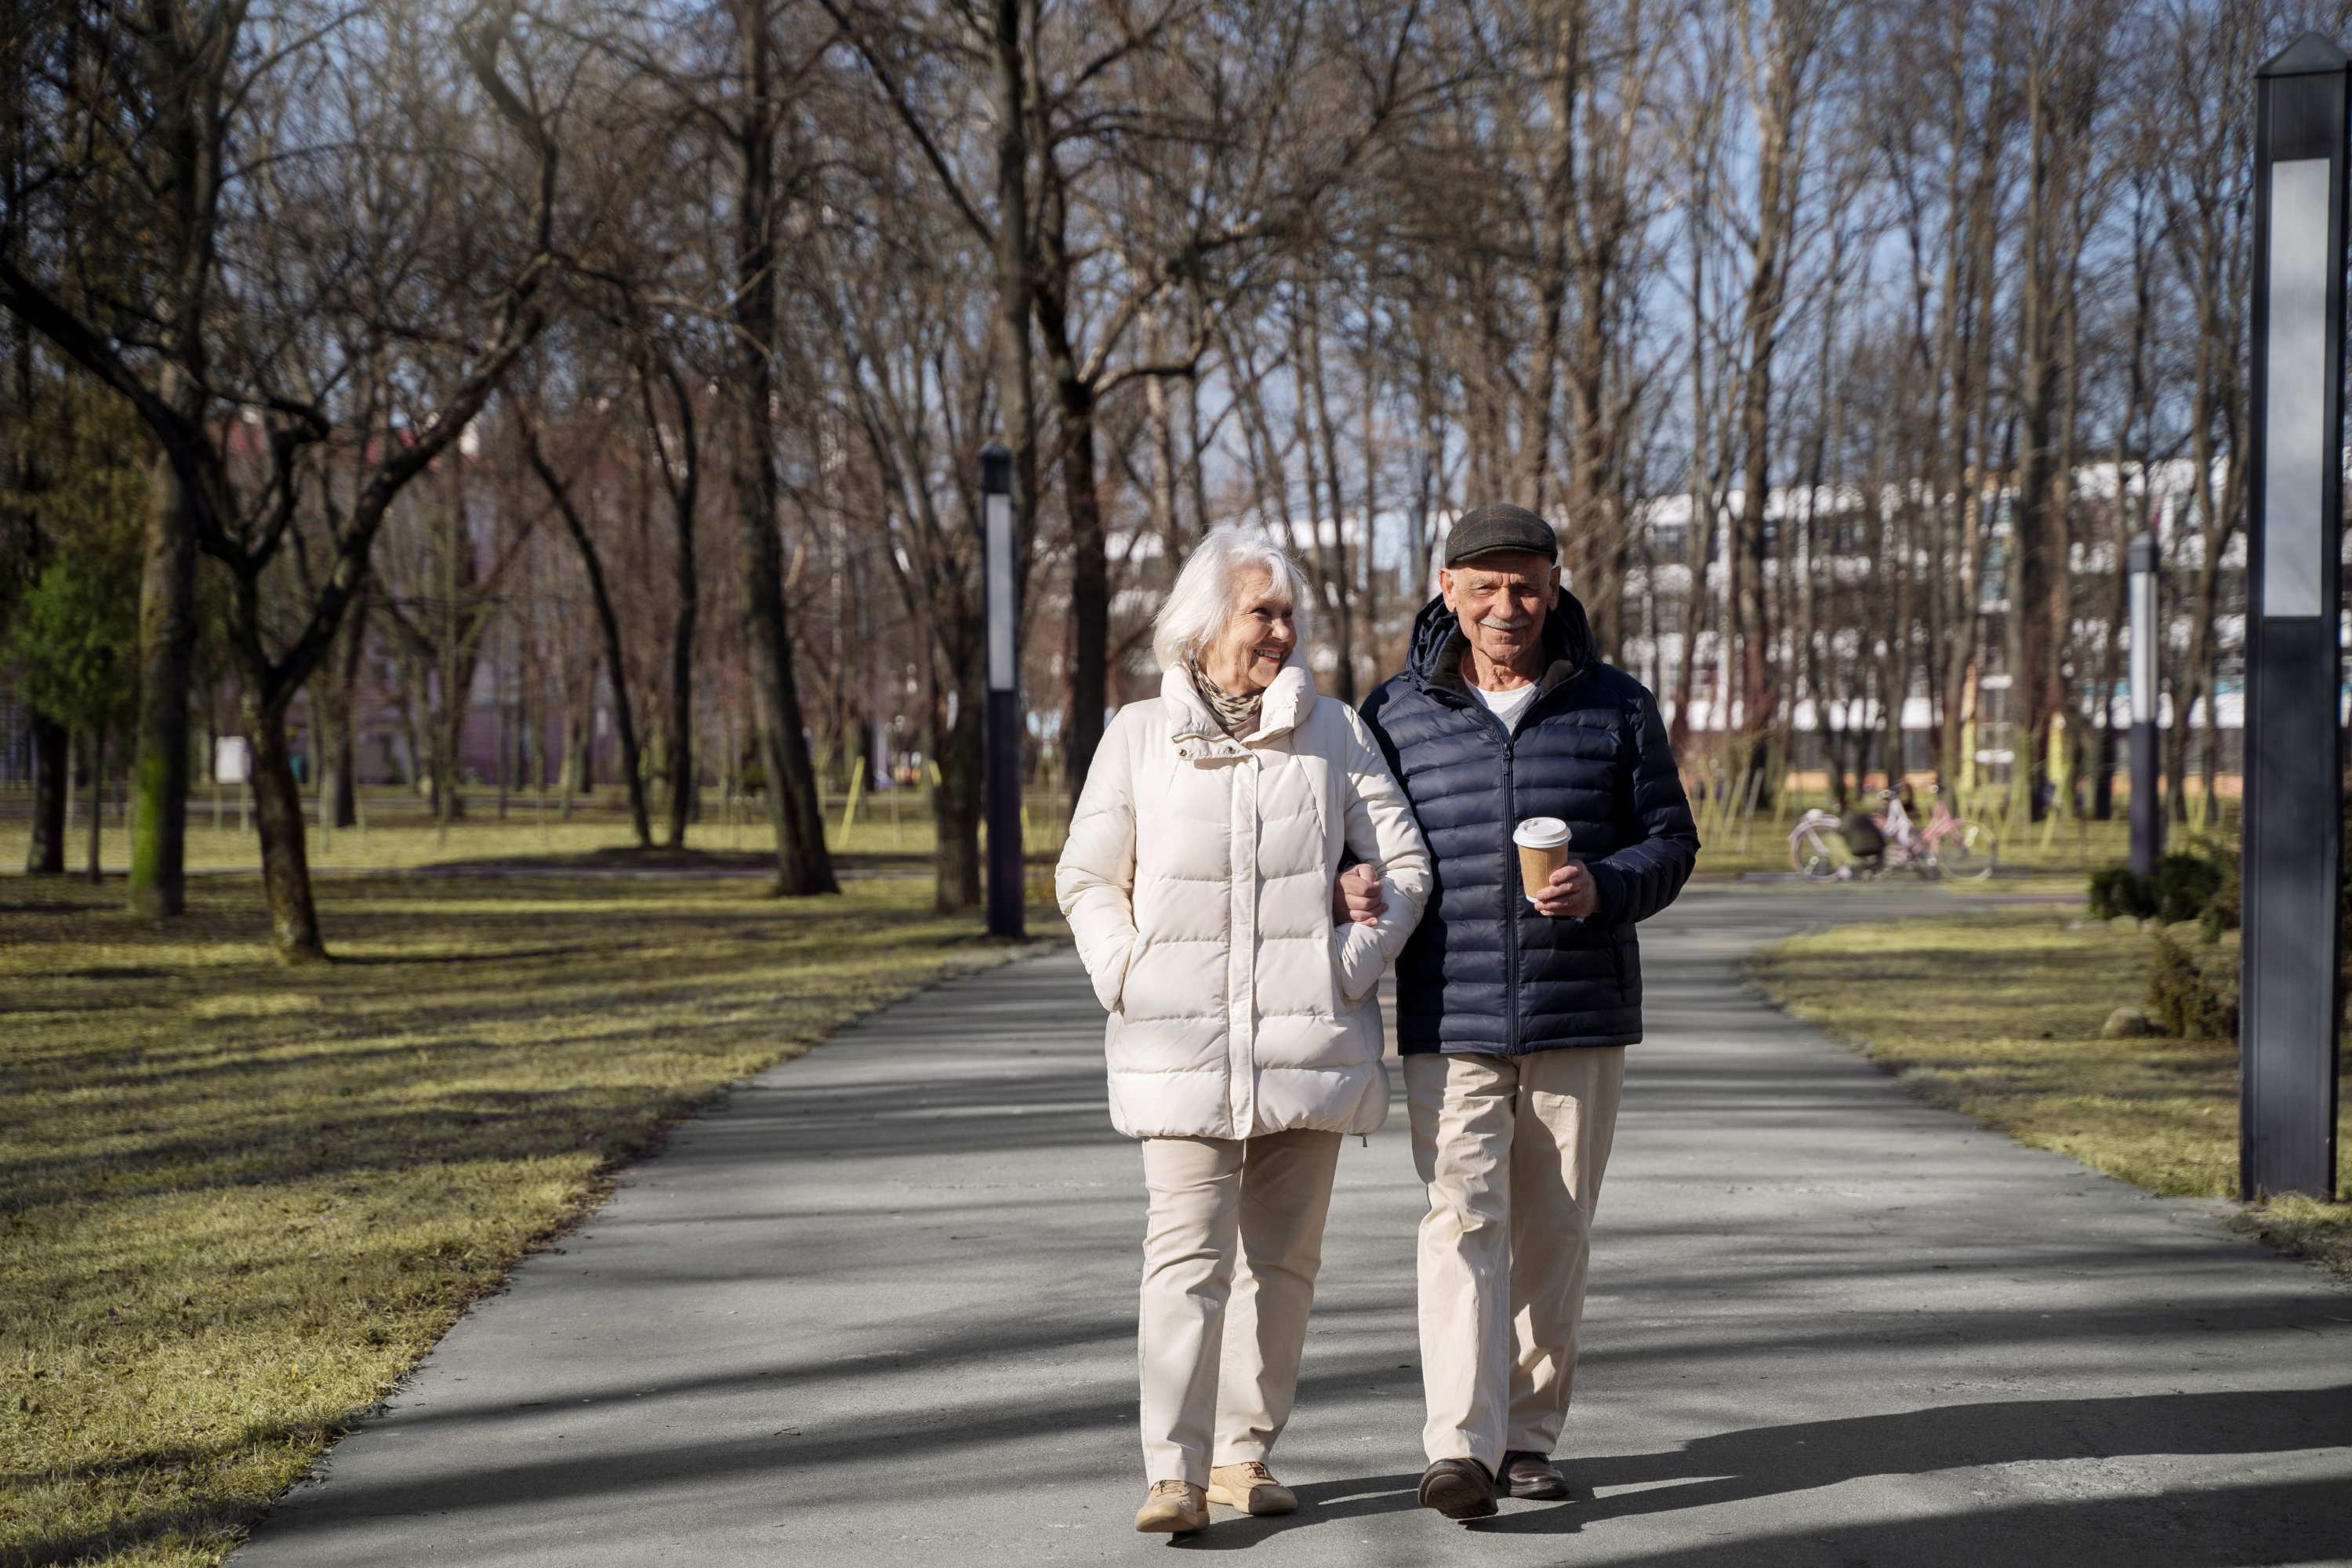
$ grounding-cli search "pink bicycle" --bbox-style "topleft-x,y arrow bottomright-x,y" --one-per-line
1788,786 -> 1997,882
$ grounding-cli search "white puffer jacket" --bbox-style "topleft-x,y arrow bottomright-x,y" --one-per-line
1057,663 -> 1432,1139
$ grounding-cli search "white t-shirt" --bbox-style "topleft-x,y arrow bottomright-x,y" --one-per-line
1471,681 -> 1539,731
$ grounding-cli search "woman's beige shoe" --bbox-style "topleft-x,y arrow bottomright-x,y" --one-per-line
1207,1461 -> 1298,1515
1135,1480 -> 1210,1533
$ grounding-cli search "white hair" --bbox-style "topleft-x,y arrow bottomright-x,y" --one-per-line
1152,526 -> 1314,672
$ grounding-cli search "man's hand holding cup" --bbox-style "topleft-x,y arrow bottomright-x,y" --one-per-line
1530,860 -> 1598,918
1515,817 -> 1596,918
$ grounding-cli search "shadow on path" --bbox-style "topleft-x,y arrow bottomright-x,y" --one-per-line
1181,1385 -> 2352,1557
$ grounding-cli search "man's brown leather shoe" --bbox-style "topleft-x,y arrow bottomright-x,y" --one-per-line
1135,1479 -> 1210,1534
1500,1450 -> 1569,1500
1417,1457 -> 1498,1519
1207,1461 -> 1297,1515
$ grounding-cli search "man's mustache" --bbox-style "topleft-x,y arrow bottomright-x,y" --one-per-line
1477,615 -> 1534,633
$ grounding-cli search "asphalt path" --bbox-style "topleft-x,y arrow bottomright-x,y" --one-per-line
232,883 -> 2352,1567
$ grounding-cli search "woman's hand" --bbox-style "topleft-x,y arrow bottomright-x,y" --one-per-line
1530,861 -> 1599,918
1333,863 -> 1385,927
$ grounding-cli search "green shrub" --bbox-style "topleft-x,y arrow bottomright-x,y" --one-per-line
2092,849 -> 2234,929
2147,931 -> 2238,1040
2087,863 -> 2157,920
2201,854 -> 2240,942
2154,851 -> 2224,925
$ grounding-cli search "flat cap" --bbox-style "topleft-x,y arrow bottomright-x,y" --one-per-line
1444,503 -> 1558,567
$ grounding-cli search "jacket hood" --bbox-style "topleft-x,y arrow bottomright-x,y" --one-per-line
1406,586 -> 1598,691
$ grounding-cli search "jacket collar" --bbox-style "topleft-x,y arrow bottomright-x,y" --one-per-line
1162,661 -> 1311,756
1404,589 -> 1596,706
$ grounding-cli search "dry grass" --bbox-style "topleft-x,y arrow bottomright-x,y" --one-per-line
0,786 -> 1072,877
1751,907 -> 2350,1276
0,872 -> 1034,1567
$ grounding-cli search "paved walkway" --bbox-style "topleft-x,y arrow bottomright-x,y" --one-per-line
233,884 -> 2352,1567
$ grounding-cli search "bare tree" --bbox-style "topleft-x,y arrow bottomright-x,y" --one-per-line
525,402 -> 657,848
2,0 -> 580,959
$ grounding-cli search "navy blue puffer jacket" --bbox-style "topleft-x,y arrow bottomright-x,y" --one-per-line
1359,592 -> 1699,1054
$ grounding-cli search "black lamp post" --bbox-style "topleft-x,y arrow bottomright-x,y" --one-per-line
2127,532 -> 2162,880
2241,32 -> 2344,1201
981,444 -> 1025,940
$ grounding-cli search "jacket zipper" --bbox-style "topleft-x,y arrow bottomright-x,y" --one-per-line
1496,706 -> 1522,1056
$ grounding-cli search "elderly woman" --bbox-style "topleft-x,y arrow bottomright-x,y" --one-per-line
1058,528 -> 1430,1534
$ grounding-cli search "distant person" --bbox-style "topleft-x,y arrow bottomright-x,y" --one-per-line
1841,802 -> 1886,864
1342,504 -> 1699,1519
1057,528 -> 1431,1536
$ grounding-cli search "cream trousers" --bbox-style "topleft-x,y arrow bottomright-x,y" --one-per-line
1405,1047 -> 1625,1469
1136,1128 -> 1343,1485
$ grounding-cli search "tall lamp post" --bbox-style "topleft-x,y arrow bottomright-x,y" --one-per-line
981,444 -> 1025,940
2242,33 -> 2344,1201
2128,533 -> 2163,879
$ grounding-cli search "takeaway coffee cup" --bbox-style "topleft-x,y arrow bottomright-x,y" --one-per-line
1515,817 -> 1573,906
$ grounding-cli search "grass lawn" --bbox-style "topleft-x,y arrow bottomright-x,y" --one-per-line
0,786 -> 1070,878
0,872 -> 1040,1567
1751,907 -> 2350,1276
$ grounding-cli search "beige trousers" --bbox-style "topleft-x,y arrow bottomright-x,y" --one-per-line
1136,1127 -> 1343,1485
1405,1047 -> 1625,1469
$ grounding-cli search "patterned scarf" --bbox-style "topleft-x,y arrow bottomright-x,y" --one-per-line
1188,662 -> 1265,739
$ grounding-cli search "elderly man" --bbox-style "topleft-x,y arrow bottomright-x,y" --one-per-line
1346,503 -> 1698,1519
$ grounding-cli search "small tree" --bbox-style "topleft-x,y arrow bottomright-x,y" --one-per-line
1,385 -> 146,881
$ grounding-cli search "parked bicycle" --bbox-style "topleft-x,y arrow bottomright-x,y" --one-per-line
1788,783 -> 1997,881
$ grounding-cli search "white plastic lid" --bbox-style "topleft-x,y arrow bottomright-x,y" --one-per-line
1512,816 -> 1572,848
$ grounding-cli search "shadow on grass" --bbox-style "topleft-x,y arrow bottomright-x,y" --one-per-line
327,943 -> 613,967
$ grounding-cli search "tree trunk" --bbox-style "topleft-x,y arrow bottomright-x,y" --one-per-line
1036,149 -> 1103,806
585,576 -> 650,847
27,712 -> 67,874
85,728 -> 103,884
559,697 -> 584,822
529,435 -> 652,848
432,658 -> 474,828
665,639 -> 695,848
729,0 -> 837,896
247,695 -> 325,963
331,731 -> 358,830
391,648 -> 427,800
1058,372 -> 1109,797
1300,286 -> 1358,703
2162,681 -> 2189,824
1183,361 -> 1211,539
648,357 -> 701,851
1731,89 -> 1795,802
129,459 -> 196,916
932,657 -> 985,913
664,505 -> 696,851
1144,312 -> 1181,554
321,581 -> 368,830
735,417 -> 835,894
